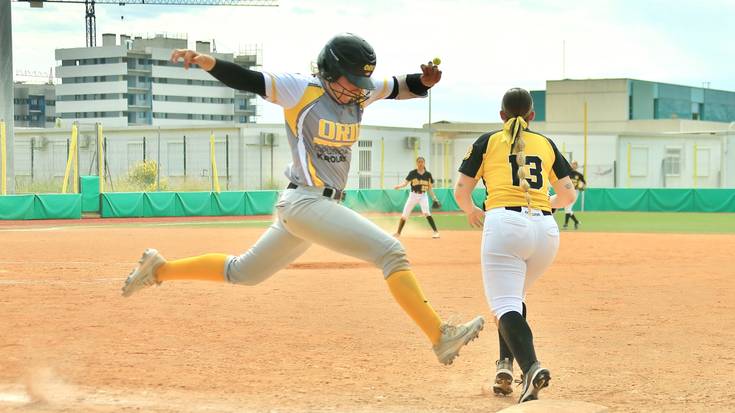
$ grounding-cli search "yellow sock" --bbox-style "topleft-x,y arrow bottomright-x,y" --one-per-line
156,253 -> 228,282
386,270 -> 443,344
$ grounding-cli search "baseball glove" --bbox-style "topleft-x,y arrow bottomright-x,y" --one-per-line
432,199 -> 441,209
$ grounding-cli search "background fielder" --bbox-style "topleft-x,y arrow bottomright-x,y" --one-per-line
121,33 -> 484,366
563,160 -> 586,230
454,88 -> 577,404
394,156 -> 441,238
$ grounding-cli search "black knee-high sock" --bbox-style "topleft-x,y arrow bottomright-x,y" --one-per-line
498,303 -> 527,363
564,213 -> 571,225
570,214 -> 579,224
426,215 -> 438,232
396,218 -> 406,234
498,310 -> 537,374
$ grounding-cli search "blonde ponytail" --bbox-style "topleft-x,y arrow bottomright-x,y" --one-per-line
504,116 -> 532,211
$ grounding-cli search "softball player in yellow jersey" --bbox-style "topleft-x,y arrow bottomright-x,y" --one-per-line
454,88 -> 577,403
121,33 -> 484,366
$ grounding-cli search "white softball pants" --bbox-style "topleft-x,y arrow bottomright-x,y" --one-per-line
401,192 -> 431,218
481,207 -> 560,320
563,189 -> 579,214
224,186 -> 410,284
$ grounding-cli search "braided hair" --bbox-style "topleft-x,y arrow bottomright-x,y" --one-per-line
501,88 -> 534,211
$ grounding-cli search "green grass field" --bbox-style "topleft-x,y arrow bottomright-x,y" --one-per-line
84,211 -> 735,234
374,212 -> 735,234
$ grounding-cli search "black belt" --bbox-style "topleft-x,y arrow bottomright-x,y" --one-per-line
287,182 -> 344,201
505,206 -> 552,216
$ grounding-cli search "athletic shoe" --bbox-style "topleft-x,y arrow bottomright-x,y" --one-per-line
518,361 -> 551,403
492,358 -> 514,396
121,249 -> 166,297
432,316 -> 485,365
562,224 -> 568,230
432,232 -> 440,239
574,221 -> 580,230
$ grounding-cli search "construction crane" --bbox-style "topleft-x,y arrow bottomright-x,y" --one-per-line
16,0 -> 278,47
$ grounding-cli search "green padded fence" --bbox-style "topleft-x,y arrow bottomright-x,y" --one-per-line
579,188 -> 735,212
99,189 -> 473,218
100,191 -> 280,218
2,188 -> 733,220
0,194 -> 81,220
80,176 -> 100,213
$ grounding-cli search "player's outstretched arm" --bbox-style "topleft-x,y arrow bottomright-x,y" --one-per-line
394,180 -> 409,189
170,49 -> 266,96
454,173 -> 484,228
550,176 -> 577,208
373,60 -> 442,104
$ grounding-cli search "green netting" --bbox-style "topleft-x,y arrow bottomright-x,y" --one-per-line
80,176 -> 100,213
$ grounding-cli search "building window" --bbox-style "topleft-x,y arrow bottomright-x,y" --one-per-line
663,147 -> 681,176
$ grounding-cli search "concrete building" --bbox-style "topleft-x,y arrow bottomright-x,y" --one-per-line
54,33 -> 259,127
13,82 -> 56,128
8,78 -> 735,193
532,78 -> 735,123
431,78 -> 735,189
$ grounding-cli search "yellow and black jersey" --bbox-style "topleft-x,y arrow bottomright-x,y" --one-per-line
406,169 -> 434,193
569,170 -> 586,190
458,128 -> 571,212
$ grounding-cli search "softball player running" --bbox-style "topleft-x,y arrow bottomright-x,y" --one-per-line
122,33 -> 484,365
563,161 -> 585,230
393,157 -> 441,238
454,88 -> 576,403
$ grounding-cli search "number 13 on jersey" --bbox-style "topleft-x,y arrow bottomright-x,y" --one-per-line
508,155 -> 543,190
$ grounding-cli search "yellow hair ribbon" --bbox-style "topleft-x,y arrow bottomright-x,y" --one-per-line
502,116 -> 528,144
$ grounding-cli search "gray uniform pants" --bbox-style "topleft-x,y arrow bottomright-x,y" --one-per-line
224,186 -> 410,285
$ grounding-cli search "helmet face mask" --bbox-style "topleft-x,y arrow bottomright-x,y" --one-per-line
318,33 -> 376,105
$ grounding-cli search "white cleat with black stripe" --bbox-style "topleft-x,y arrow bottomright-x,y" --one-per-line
518,361 -> 551,403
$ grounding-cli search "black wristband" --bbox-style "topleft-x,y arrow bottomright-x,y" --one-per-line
406,73 -> 430,96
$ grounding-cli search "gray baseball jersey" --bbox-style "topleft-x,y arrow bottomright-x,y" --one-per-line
223,73 -> 427,283
262,73 -> 417,190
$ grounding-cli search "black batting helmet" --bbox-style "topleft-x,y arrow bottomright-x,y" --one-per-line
317,33 -> 376,90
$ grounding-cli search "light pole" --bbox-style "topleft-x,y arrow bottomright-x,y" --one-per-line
0,0 -> 15,193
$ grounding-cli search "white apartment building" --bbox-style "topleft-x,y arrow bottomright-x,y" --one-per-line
54,33 -> 259,127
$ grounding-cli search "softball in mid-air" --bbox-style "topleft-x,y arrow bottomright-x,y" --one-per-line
432,57 -> 441,65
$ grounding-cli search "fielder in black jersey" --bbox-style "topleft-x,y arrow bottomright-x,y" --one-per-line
563,161 -> 586,230
394,157 -> 441,238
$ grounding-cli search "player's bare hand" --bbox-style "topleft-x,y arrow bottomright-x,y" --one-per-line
420,61 -> 442,88
170,49 -> 216,71
467,207 -> 485,228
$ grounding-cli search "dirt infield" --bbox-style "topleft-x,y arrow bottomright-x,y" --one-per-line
1,221 -> 733,412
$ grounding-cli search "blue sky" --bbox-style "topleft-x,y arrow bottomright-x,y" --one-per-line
9,0 -> 735,127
